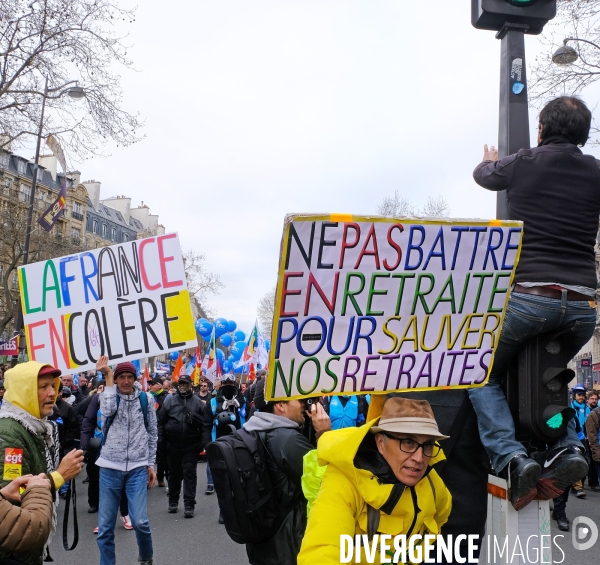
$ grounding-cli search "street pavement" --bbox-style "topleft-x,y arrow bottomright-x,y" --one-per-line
51,462 -> 600,565
50,460 -> 247,565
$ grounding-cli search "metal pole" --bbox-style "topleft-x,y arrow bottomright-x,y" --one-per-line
496,26 -> 531,425
497,26 -> 531,220
11,78 -> 49,367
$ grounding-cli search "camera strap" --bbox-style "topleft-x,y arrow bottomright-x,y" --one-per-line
62,478 -> 78,551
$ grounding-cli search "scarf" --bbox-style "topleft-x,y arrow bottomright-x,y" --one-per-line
0,399 -> 61,536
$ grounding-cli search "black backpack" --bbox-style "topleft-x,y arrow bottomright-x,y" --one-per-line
206,428 -> 282,544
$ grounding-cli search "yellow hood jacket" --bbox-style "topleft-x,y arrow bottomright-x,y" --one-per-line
298,419 -> 452,565
3,361 -> 60,419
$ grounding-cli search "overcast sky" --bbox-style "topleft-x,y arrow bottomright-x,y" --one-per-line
61,1 -> 599,336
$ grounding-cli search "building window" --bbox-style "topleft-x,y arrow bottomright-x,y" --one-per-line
72,201 -> 84,221
111,227 -> 116,241
123,233 -> 129,242
71,228 -> 80,239
11,272 -> 18,290
93,219 -> 98,234
20,183 -> 30,200
102,224 -> 107,238
17,161 -> 26,175
0,152 -> 9,169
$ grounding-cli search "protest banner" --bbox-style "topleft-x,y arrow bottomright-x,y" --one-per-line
266,214 -> 523,400
0,337 -> 19,357
19,233 -> 197,374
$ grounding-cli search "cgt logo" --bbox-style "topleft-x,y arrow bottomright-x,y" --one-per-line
572,517 -> 599,551
4,448 -> 23,465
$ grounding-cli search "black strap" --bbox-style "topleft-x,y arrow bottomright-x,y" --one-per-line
434,395 -> 473,479
366,504 -> 380,540
62,479 -> 78,551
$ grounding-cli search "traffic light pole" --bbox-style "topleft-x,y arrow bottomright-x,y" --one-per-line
496,23 -> 531,221
496,23 -> 532,436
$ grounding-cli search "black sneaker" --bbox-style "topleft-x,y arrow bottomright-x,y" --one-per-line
168,503 -> 178,514
205,484 -> 215,495
88,506 -> 98,514
184,506 -> 194,518
218,511 -> 225,524
537,447 -> 588,500
555,515 -> 570,532
500,454 -> 541,511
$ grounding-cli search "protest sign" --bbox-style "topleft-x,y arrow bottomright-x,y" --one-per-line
267,214 -> 523,400
19,233 -> 197,373
0,336 -> 19,357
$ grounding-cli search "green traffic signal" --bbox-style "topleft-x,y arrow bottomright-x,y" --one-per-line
546,412 -> 563,430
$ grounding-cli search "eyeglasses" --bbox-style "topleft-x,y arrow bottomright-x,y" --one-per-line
381,433 -> 440,457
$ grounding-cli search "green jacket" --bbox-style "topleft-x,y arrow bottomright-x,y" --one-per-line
0,417 -> 50,565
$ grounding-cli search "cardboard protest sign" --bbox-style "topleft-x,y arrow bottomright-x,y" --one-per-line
19,233 -> 197,373
267,214 -> 523,400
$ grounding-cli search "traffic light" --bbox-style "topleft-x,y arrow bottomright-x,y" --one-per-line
472,0 -> 557,35
517,334 -> 576,443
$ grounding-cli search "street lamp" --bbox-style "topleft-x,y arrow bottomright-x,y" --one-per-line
10,79 -> 86,366
552,38 -> 600,65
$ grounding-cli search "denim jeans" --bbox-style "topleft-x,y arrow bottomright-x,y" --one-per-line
552,487 -> 570,518
468,291 -> 596,472
206,462 -> 213,486
97,466 -> 153,565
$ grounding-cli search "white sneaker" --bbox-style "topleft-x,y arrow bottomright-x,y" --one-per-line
122,515 -> 133,530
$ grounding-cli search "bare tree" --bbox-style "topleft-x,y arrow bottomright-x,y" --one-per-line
0,0 -> 143,160
530,1 -> 600,126
0,190 -> 84,336
257,286 -> 276,338
376,191 -> 450,218
182,250 -> 224,316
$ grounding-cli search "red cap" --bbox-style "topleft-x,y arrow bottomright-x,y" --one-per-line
38,365 -> 61,379
114,362 -> 138,379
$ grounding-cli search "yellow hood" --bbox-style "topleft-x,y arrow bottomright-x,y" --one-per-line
316,418 -> 446,508
3,361 -> 60,419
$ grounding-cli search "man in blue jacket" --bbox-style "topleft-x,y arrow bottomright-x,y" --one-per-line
95,356 -> 157,565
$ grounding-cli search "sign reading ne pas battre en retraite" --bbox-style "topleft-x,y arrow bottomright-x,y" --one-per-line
267,214 -> 523,401
19,233 -> 197,374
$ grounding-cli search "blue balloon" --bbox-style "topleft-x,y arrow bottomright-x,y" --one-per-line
233,330 -> 246,343
195,317 -> 208,329
227,320 -> 237,333
170,351 -> 179,361
230,341 -> 246,359
223,360 -> 232,372
220,334 -> 233,347
214,318 -> 229,338
265,339 -> 270,351
216,348 -> 225,362
234,363 -> 244,374
197,319 -> 213,336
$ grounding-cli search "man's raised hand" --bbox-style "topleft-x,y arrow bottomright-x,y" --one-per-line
483,144 -> 499,162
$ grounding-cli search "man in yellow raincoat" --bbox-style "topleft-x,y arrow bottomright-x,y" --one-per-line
298,397 -> 452,565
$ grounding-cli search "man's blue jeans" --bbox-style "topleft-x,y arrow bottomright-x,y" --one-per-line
97,466 -> 153,565
468,291 -> 596,473
206,462 -> 213,486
